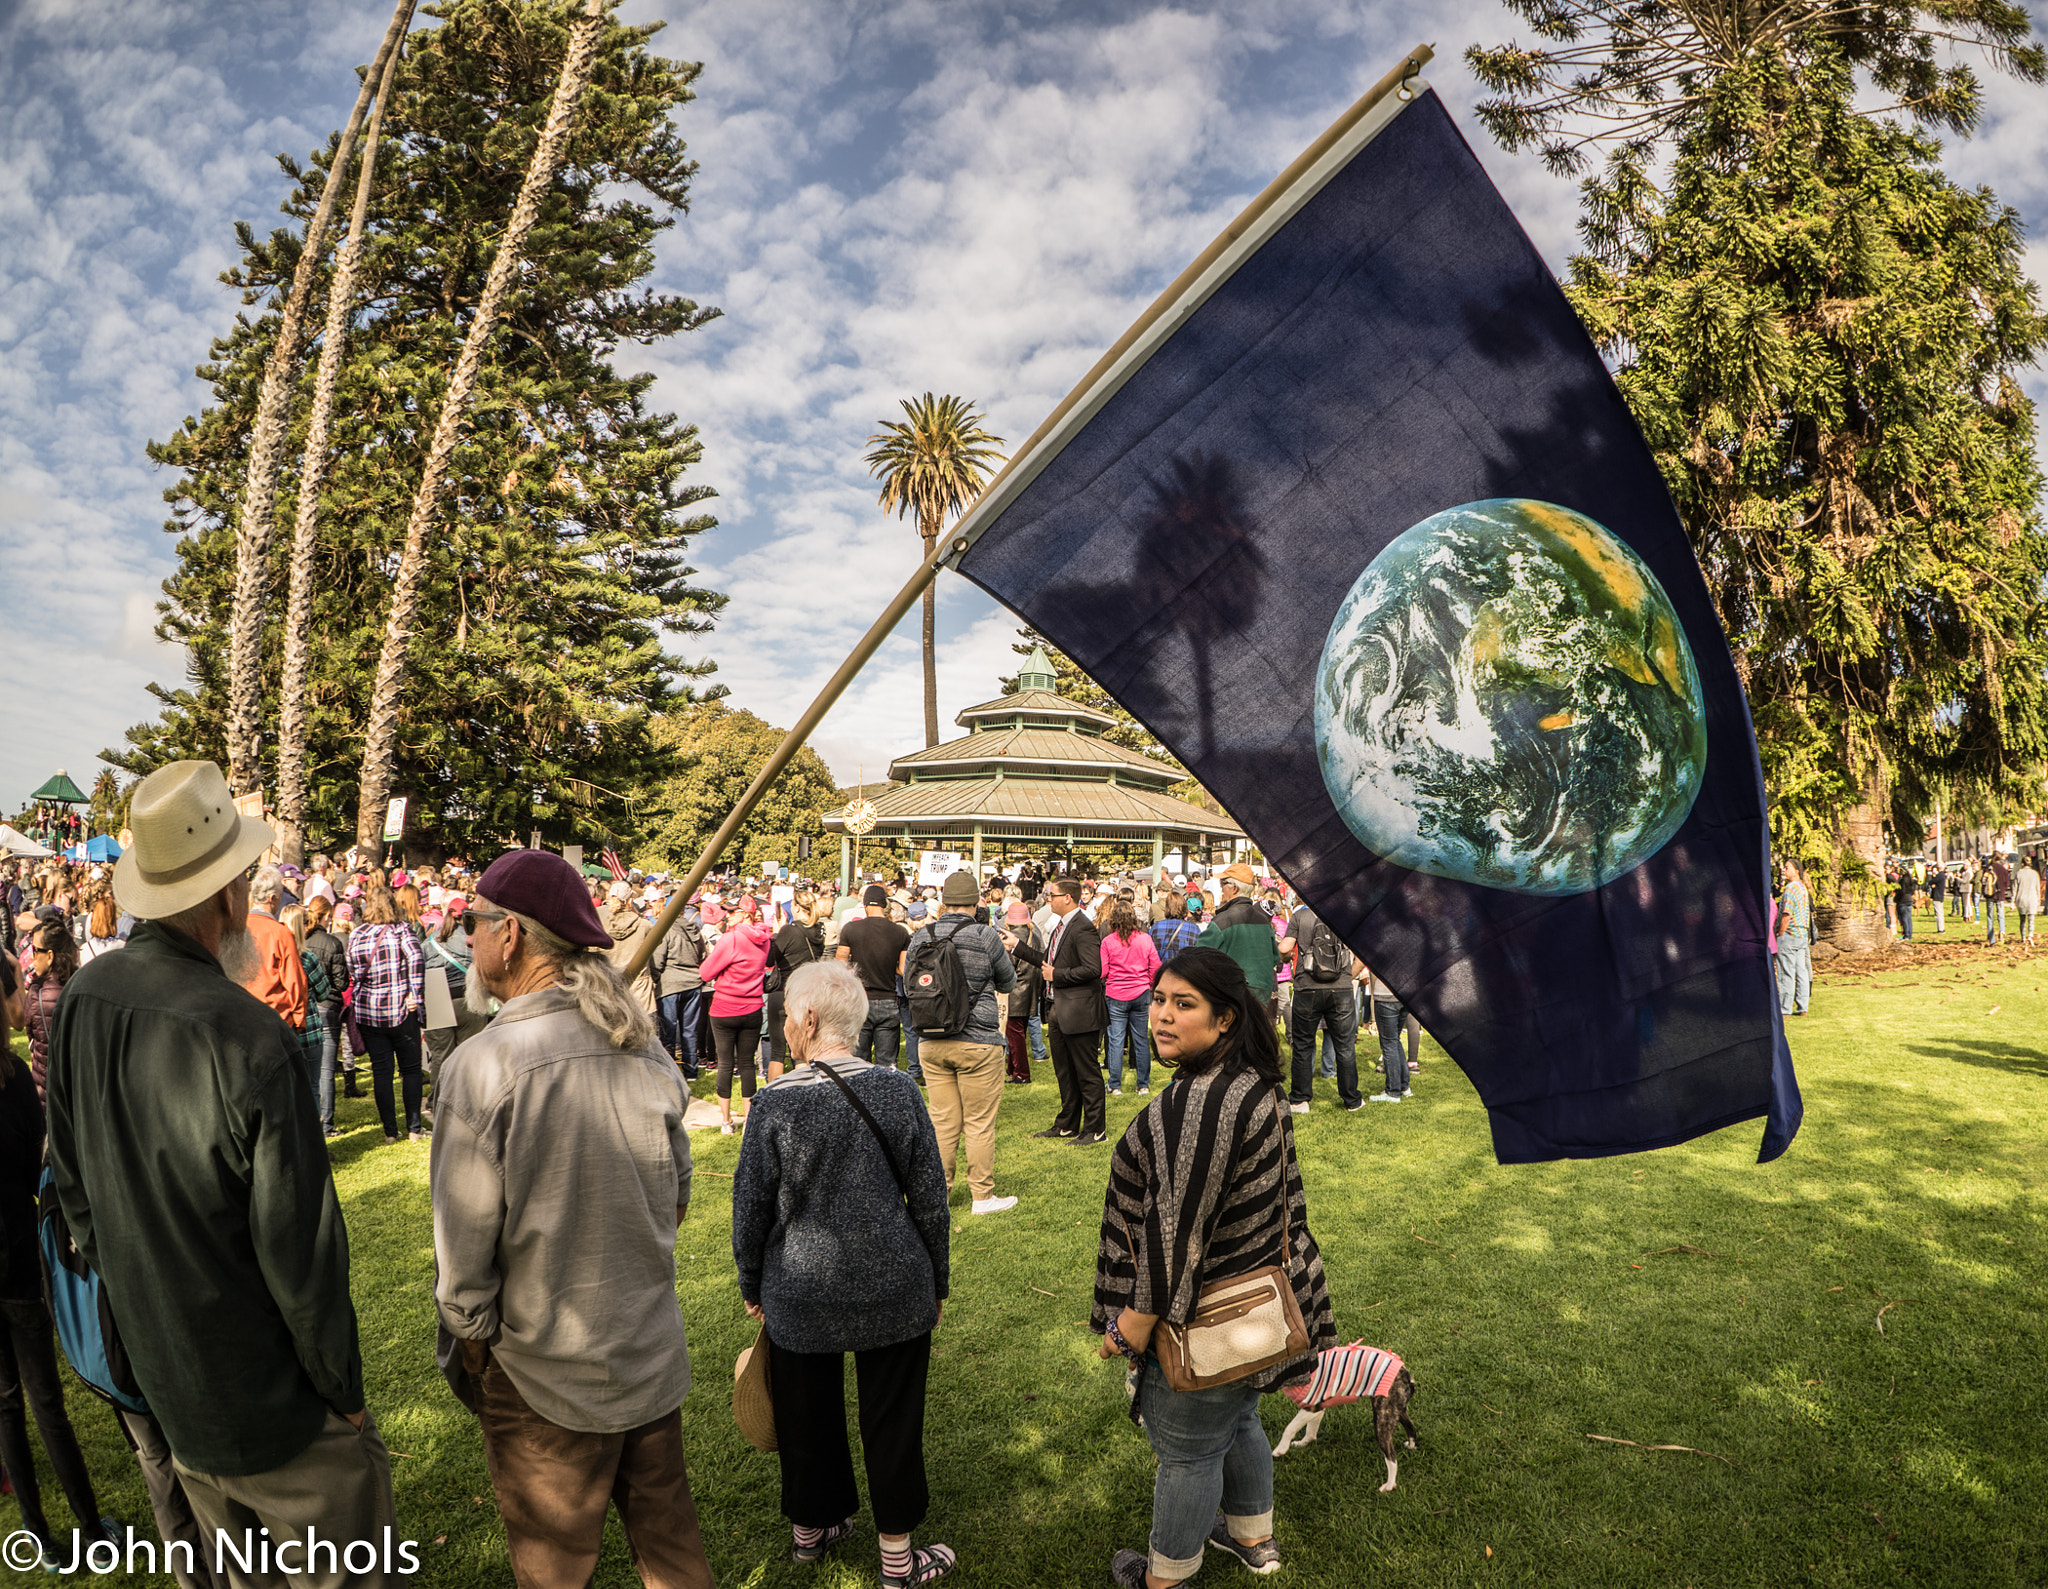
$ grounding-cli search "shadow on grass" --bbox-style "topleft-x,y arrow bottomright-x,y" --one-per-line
1903,1039 -> 2048,1078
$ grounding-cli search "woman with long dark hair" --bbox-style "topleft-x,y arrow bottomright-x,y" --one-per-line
1093,947 -> 1335,1587
23,917 -> 80,1105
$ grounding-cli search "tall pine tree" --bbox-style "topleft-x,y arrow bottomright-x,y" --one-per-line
111,0 -> 724,859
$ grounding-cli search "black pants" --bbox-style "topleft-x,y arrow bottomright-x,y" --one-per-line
361,1014 -> 425,1137
1049,1024 -> 1105,1137
765,988 -> 791,1069
712,1012 -> 762,1100
0,1295 -> 102,1545
768,1332 -> 930,1536
1288,984 -> 1360,1106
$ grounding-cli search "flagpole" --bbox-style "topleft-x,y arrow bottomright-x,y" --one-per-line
622,538 -> 958,981
619,40 -> 1437,983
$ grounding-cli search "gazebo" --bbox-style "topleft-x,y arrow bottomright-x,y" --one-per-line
823,649 -> 1243,886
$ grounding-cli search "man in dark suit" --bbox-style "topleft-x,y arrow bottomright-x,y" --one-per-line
1002,875 -> 1108,1145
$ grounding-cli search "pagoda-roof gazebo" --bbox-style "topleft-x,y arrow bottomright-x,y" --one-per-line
823,649 -> 1242,883
30,770 -> 88,804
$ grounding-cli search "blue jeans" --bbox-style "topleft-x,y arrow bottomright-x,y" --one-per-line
858,997 -> 901,1067
1987,901 -> 2007,943
313,1020 -> 339,1132
897,997 -> 924,1084
657,988 -> 706,1074
1373,997 -> 1408,1095
1776,939 -> 1811,1015
1104,994 -> 1151,1089
1026,1013 -> 1049,1064
1134,1355 -> 1273,1579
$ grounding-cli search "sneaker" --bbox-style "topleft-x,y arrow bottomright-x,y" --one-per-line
1071,1130 -> 1107,1147
880,1541 -> 956,1587
1137,1086 -> 1150,1095
1288,1102 -> 1310,1115
384,1134 -> 400,1145
1207,1515 -> 1281,1574
1342,1099 -> 1364,1112
971,1196 -> 1019,1215
1109,1549 -> 1151,1587
792,1518 -> 855,1563
720,1123 -> 734,1136
1030,1127 -> 1075,1139
1110,1088 -> 1124,1097
409,1130 -> 427,1142
1370,1092 -> 1401,1103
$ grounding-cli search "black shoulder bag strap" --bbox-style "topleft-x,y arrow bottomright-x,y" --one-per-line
815,1062 -> 912,1205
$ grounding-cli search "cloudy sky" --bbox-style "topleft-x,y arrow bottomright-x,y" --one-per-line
3,0 -> 2045,818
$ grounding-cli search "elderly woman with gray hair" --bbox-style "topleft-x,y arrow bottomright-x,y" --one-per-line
731,959 -> 956,1588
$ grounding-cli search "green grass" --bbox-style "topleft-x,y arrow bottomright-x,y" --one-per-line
7,945 -> 2045,1587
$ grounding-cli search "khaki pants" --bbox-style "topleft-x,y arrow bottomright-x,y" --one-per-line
920,1038 -> 1007,1201
475,1357 -> 713,1589
172,1409 -> 399,1589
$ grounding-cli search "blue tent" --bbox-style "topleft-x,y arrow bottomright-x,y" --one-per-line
65,835 -> 122,862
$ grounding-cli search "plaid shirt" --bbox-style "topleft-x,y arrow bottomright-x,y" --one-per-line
345,923 -> 423,1028
1149,918 -> 1202,962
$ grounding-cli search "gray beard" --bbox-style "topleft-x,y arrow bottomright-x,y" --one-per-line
465,973 -> 499,1018
215,923 -> 259,985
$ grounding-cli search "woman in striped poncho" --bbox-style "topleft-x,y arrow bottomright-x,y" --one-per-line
1092,947 -> 1336,1587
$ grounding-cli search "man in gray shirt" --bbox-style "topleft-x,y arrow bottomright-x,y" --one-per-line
903,869 -> 1019,1215
432,849 -> 712,1589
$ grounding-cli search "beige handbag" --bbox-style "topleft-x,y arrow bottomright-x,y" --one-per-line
1144,1116 -> 1309,1393
733,1325 -> 777,1452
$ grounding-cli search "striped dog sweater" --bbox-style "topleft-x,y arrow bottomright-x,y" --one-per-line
1284,1341 -> 1403,1409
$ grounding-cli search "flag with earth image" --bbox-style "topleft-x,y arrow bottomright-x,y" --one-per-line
946,82 -> 1800,1163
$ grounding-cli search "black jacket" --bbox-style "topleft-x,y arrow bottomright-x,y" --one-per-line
305,926 -> 349,1011
1010,908 -> 1108,1034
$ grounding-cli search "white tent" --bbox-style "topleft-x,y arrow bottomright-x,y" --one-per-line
0,823 -> 55,858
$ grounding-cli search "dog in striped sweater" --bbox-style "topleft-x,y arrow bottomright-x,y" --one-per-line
1272,1341 -> 1417,1490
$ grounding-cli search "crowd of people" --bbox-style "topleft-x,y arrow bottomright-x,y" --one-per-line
0,760 -> 1424,1588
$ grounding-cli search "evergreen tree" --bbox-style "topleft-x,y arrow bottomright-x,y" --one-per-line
109,0 -> 724,861
634,702 -> 840,878
1471,11 -> 2048,945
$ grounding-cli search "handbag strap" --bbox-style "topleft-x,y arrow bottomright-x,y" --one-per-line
813,1061 -> 912,1205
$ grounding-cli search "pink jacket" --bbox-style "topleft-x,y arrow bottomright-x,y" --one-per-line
700,921 -> 772,1017
1099,927 -> 1162,1001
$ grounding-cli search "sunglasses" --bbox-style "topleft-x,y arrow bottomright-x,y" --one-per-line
460,909 -> 510,934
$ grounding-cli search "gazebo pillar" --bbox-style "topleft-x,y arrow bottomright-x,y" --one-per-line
839,834 -> 851,892
972,823 -> 983,877
1151,829 -> 1164,872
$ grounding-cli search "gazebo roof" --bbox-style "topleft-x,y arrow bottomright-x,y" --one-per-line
889,726 -> 1183,787
823,776 -> 1243,839
954,686 -> 1117,730
30,769 -> 88,803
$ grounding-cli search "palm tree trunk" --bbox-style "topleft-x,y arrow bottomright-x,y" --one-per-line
274,18 -> 411,869
921,513 -> 940,747
353,0 -> 609,853
223,0 -> 415,800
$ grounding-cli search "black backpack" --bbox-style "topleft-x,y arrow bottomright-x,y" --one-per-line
1300,915 -> 1350,984
904,918 -> 975,1038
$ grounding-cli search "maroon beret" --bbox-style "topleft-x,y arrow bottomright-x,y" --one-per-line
475,849 -> 612,950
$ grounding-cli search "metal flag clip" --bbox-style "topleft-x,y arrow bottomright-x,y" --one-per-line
1397,49 -> 1428,100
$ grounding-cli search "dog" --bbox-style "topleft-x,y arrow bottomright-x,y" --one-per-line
1272,1341 -> 1417,1491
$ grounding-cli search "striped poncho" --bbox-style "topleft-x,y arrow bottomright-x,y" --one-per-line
1093,1064 -> 1336,1393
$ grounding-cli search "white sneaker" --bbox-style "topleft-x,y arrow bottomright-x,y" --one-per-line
1110,1088 -> 1124,1097
971,1196 -> 1019,1215
1288,1102 -> 1310,1115
1370,1093 -> 1400,1103
720,1122 -> 735,1135
1137,1086 -> 1150,1095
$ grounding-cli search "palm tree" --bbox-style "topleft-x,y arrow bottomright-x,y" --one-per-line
274,24 -> 407,868
353,0 -> 610,854
222,0 -> 416,799
864,394 -> 1006,746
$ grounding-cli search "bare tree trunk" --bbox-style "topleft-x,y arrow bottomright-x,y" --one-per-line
274,16 -> 412,869
921,519 -> 940,747
223,0 -> 415,800
354,0 -> 610,852
1814,761 -> 1889,958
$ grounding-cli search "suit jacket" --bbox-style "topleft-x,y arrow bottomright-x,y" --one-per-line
1012,909 -> 1108,1034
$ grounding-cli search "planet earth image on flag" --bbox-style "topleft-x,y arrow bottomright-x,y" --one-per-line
1314,498 -> 1708,896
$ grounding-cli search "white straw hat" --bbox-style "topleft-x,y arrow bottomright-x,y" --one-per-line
113,761 -> 275,920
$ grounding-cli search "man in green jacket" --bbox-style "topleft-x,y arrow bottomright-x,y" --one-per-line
46,760 -> 402,1585
1196,862 -> 1288,1014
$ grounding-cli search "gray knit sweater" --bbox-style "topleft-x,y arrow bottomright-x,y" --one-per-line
731,1056 -> 951,1354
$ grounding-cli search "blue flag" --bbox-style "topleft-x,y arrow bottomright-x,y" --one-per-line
947,80 -> 1800,1163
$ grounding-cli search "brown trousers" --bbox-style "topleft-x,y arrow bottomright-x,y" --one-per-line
475,1358 -> 714,1589
917,1038 -> 1006,1201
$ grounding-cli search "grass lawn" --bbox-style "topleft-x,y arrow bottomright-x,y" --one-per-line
6,939 -> 2044,1587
